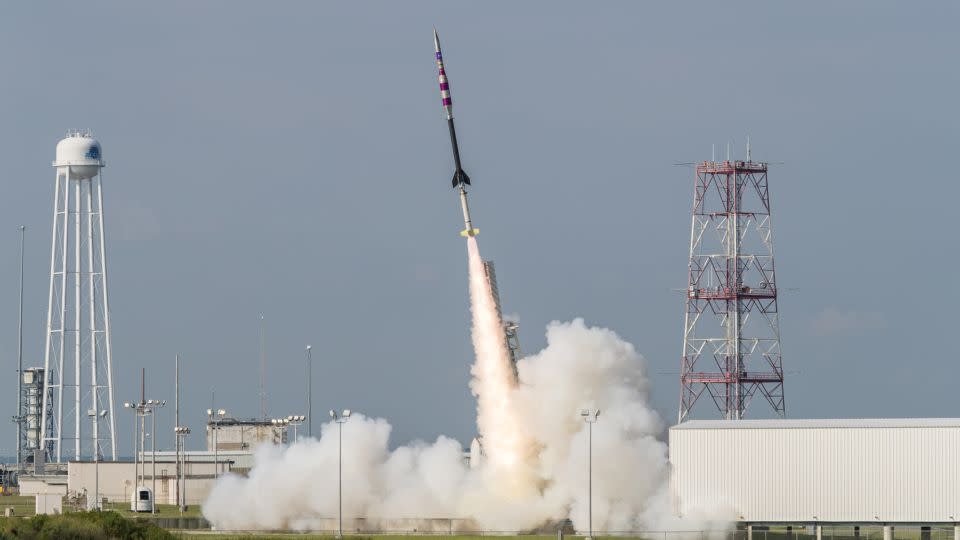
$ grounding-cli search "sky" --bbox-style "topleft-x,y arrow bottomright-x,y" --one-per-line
0,2 -> 957,458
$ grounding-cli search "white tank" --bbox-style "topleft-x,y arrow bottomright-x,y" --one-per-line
53,132 -> 103,179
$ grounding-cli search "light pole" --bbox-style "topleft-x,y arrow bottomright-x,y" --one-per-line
174,426 -> 191,512
270,417 -> 290,443
330,409 -> 352,538
146,399 -> 165,513
124,391 -> 164,512
306,346 -> 312,438
207,408 -> 226,479
286,415 -> 306,443
86,409 -> 108,510
123,402 -> 138,499
580,408 -> 601,540
174,354 -> 180,510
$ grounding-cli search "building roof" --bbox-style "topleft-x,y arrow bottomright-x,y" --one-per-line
671,418 -> 960,430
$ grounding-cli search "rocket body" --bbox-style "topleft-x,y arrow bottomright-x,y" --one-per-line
459,185 -> 478,237
435,29 -> 472,190
435,28 -> 478,236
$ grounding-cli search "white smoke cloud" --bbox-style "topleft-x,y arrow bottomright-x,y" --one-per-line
203,239 -> 734,533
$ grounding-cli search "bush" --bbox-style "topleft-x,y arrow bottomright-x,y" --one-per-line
0,511 -> 173,540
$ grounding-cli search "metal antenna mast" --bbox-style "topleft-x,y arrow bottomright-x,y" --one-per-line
679,148 -> 785,422
41,132 -> 118,461
15,225 -> 25,467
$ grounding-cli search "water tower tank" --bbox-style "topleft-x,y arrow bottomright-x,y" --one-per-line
53,132 -> 103,179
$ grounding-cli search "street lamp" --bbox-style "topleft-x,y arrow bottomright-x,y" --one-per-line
86,409 -> 108,511
123,402 -> 138,497
286,415 -> 306,443
125,397 -> 165,513
207,409 -> 226,479
580,408 -> 601,540
174,426 -> 191,512
330,409 -> 352,538
146,400 -> 165,514
306,345 -> 313,438
271,417 -> 289,444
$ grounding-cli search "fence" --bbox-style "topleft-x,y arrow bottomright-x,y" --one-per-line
180,528 -> 958,539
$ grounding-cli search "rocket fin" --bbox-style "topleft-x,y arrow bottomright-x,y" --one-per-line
452,169 -> 471,187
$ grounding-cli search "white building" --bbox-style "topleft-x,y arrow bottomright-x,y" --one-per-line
67,459 -> 223,506
670,419 -> 960,525
207,418 -> 286,451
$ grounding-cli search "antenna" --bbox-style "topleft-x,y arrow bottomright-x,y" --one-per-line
680,158 -> 785,422
726,141 -> 731,161
711,144 -> 716,162
746,136 -> 752,162
15,225 -> 25,469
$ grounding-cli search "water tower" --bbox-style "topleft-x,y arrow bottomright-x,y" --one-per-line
41,131 -> 118,462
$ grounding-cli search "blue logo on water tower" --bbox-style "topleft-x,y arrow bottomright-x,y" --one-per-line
85,145 -> 100,159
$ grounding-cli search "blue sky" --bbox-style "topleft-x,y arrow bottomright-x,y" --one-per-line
0,2 -> 956,457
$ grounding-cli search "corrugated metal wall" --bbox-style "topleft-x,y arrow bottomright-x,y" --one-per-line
669,424 -> 960,523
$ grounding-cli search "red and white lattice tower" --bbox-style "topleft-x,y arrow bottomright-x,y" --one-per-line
679,152 -> 785,423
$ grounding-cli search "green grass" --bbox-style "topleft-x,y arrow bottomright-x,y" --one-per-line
0,494 -> 205,520
0,495 -> 38,517
100,501 -> 205,518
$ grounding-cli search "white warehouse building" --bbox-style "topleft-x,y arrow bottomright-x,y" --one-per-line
670,419 -> 960,526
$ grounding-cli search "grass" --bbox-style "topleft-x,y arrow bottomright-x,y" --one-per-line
0,511 -> 174,539
0,495 -> 205,520
100,501 -> 205,519
0,495 -> 38,517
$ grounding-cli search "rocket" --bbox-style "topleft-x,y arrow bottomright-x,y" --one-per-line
434,28 -> 480,238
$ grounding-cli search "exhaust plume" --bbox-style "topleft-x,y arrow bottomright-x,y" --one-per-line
203,239 -> 733,532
